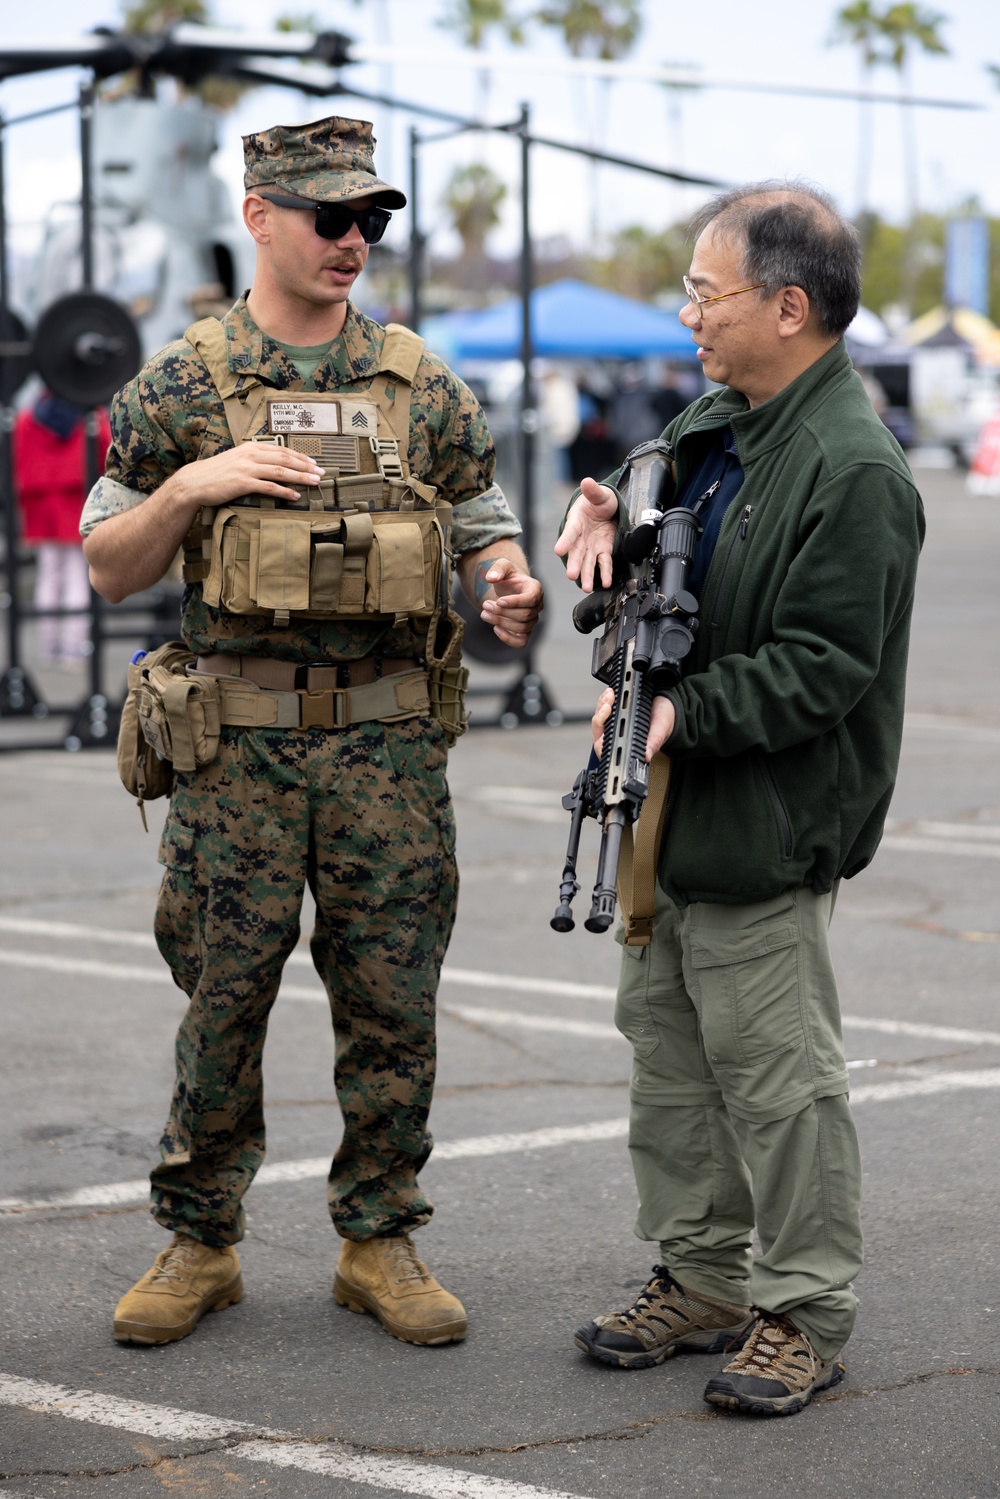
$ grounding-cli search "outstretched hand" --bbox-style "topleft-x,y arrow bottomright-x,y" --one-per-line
478,557 -> 544,649
554,477 -> 619,593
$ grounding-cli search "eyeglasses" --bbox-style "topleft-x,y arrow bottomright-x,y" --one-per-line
682,275 -> 765,317
259,193 -> 392,245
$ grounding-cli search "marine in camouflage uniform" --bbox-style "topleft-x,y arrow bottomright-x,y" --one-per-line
82,115 -> 542,1347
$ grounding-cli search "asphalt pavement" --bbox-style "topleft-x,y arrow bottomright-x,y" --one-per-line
1,465 -> 999,1499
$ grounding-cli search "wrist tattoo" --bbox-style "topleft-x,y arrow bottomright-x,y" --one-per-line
473,560 -> 493,605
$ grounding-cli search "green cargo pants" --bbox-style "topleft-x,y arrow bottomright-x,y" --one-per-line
151,715 -> 457,1248
615,884 -> 862,1360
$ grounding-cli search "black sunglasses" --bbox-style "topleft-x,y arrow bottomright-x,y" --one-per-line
259,192 -> 392,245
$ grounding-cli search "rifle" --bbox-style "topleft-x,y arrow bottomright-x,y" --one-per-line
551,439 -> 701,935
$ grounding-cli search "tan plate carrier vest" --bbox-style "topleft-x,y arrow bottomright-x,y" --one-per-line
180,317 -> 452,630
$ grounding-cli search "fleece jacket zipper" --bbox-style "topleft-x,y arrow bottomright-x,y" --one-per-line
710,503 -> 753,628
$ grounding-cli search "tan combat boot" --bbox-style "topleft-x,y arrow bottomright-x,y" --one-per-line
113,1233 -> 243,1345
334,1232 -> 466,1346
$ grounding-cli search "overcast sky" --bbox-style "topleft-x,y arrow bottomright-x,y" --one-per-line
3,0 -> 1000,269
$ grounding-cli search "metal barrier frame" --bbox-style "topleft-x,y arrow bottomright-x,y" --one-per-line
0,60 -> 724,748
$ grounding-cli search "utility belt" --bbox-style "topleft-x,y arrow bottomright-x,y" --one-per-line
193,652 -> 429,730
116,643 -> 438,826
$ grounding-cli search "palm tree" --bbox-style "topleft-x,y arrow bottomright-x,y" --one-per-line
443,160 -> 508,293
831,4 -> 948,315
438,0 -> 526,49
830,2 -> 885,233
878,4 -> 949,313
531,1 -> 642,242
438,0 -> 526,120
532,0 -> 640,58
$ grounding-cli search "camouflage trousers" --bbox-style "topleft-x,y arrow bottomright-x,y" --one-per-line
151,716 -> 458,1248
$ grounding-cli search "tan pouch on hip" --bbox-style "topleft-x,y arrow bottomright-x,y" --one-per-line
117,641 -> 221,825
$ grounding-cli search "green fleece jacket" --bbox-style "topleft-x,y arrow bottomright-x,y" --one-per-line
646,340 -> 924,906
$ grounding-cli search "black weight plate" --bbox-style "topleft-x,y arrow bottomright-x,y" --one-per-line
34,291 -> 141,407
0,304 -> 33,404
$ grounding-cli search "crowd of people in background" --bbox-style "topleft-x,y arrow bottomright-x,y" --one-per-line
536,360 -> 705,485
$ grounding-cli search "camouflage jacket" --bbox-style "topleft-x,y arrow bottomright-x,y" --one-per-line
82,296 -> 520,662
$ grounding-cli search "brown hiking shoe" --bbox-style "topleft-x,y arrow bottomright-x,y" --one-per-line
574,1266 -> 752,1369
113,1233 -> 243,1346
703,1312 -> 845,1416
334,1232 -> 466,1346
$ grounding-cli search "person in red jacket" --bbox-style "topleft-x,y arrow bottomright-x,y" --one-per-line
14,392 -> 111,664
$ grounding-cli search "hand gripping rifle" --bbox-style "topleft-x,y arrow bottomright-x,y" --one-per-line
552,439 -> 702,935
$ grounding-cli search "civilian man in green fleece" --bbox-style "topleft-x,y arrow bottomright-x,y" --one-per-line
556,182 -> 924,1417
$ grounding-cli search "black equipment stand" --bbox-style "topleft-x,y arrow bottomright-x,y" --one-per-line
0,90 -> 143,751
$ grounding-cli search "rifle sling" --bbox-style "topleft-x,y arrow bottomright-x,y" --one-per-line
617,753 -> 671,947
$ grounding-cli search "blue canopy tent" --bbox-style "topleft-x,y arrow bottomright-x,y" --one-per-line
425,278 -> 696,361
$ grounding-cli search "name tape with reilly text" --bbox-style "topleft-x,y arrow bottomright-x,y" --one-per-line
266,397 -> 377,436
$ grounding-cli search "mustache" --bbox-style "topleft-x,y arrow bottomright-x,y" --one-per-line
324,255 -> 364,272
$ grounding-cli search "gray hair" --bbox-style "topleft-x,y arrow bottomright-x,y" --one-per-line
689,181 -> 862,339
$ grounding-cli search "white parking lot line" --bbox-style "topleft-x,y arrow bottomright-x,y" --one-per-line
4,1058 -> 1000,1219
880,834 -> 1000,859
849,1069 -> 1000,1104
443,1004 -> 619,1040
885,821 -> 1000,842
238,1440 -> 586,1496
0,949 -> 176,986
440,967 -> 616,1002
841,1015 -> 1000,1048
0,916 -> 159,948
0,1371 -> 256,1440
0,1120 -> 631,1215
4,921 -> 1000,1048
0,947 -> 323,1003
902,713 -> 1000,746
0,1374 -> 588,1499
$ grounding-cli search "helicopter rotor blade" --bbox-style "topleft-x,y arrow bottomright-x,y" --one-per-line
0,24 -> 351,85
0,26 -> 983,111
0,35 -> 136,82
167,23 -> 352,68
345,43 -> 983,111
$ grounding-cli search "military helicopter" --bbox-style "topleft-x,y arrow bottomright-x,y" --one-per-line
2,27 -> 363,357
25,94 -> 253,358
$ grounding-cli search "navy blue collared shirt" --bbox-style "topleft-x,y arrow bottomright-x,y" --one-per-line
679,426 -> 745,602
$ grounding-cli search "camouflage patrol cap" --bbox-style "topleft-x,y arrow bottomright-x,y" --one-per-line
243,115 -> 406,208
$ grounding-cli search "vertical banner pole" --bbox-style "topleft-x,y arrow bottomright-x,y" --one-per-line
497,102 -> 559,727
408,126 -> 422,333
0,114 -> 20,685
518,102 -> 535,579
0,111 -> 38,718
73,81 -> 112,747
